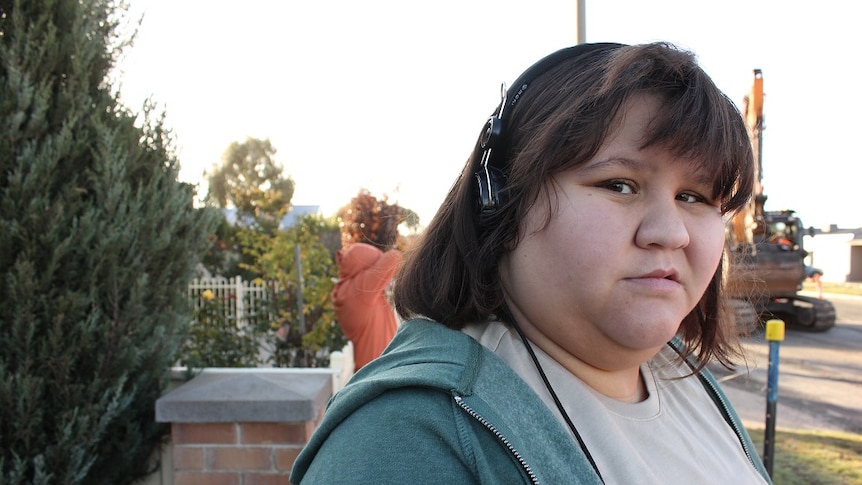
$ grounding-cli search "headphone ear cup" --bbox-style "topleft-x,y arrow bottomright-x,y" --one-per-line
481,116 -> 504,150
475,165 -> 508,213
475,114 -> 508,213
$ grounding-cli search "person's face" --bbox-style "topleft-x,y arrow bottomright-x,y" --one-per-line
499,95 -> 726,372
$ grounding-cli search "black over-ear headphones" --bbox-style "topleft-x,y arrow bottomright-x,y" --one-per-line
474,42 -> 625,213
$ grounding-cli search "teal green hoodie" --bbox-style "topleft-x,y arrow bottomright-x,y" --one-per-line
290,319 -> 771,484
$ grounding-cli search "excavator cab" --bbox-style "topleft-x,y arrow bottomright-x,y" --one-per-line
731,209 -> 835,331
762,211 -> 802,253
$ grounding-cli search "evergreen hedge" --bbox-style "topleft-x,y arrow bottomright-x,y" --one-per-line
0,0 -> 218,483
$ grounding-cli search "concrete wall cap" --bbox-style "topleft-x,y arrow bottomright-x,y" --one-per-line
156,369 -> 333,423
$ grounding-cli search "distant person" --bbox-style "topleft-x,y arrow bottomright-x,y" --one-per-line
292,42 -> 770,484
767,223 -> 793,250
805,265 -> 824,299
331,242 -> 402,370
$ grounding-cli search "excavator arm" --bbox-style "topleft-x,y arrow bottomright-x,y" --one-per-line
747,69 -> 765,228
730,69 -> 765,249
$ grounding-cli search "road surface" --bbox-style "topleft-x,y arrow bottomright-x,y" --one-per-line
709,292 -> 862,434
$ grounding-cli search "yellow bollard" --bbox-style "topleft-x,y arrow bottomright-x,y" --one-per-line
763,318 -> 785,478
765,318 -> 785,342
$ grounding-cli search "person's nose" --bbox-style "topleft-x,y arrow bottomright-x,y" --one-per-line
635,200 -> 690,250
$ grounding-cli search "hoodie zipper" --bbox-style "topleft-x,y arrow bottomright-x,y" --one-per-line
696,371 -> 759,467
454,395 -> 540,485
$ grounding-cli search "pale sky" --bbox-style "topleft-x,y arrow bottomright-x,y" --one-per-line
114,0 -> 860,230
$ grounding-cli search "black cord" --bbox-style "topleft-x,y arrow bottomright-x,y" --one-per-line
499,305 -> 605,484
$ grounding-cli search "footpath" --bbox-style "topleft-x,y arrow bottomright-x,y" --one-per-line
710,364 -> 845,433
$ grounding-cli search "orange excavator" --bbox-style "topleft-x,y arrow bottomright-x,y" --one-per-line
727,70 -> 835,331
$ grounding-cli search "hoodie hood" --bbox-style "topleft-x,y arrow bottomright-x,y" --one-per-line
336,243 -> 383,279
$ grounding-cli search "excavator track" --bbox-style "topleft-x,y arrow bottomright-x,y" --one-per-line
763,295 -> 836,332
730,298 -> 760,335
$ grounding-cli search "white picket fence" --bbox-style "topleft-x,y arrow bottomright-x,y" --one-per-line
188,276 -> 272,327
188,276 -> 353,371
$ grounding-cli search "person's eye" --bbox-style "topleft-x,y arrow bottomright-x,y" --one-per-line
677,192 -> 708,204
604,180 -> 635,194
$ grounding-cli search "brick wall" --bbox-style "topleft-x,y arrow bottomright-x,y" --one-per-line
156,369 -> 335,485
170,419 -> 321,484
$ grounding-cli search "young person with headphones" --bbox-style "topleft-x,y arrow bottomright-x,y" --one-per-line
291,42 -> 771,484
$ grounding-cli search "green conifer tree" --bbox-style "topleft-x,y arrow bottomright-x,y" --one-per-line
0,1 -> 218,483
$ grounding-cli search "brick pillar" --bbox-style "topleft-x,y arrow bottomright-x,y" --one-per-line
156,369 -> 334,484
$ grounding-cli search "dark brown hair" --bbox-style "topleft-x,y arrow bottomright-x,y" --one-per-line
393,42 -> 754,368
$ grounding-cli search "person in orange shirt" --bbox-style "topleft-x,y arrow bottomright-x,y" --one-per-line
331,242 -> 402,370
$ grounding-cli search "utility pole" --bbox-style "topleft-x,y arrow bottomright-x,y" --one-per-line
576,0 -> 586,44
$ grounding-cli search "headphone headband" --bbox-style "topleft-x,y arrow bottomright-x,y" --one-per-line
475,42 -> 625,213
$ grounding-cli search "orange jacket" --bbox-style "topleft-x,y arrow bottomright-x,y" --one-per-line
331,243 -> 402,370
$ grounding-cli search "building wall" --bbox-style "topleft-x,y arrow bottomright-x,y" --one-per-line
804,232 -> 859,283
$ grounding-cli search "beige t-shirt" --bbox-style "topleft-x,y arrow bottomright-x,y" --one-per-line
463,320 -> 767,485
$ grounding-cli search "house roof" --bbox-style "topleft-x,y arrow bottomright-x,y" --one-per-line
222,205 -> 321,230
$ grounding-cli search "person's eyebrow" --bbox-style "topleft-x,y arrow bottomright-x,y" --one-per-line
578,156 -> 639,175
